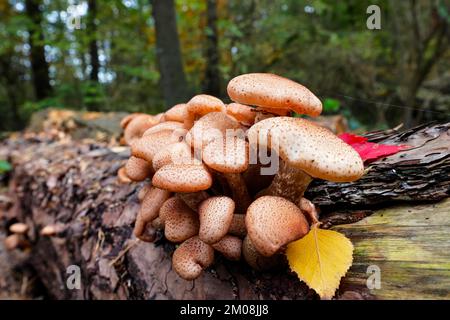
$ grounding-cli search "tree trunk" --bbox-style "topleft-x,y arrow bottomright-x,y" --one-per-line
88,0 -> 100,83
0,122 -> 449,299
203,0 -> 221,97
151,0 -> 190,108
25,0 -> 52,100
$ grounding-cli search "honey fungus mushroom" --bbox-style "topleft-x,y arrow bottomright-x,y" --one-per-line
227,73 -> 322,117
248,116 -> 364,206
184,94 -> 226,129
172,236 -> 214,280
159,197 -> 199,243
246,196 -> 309,257
198,196 -> 235,244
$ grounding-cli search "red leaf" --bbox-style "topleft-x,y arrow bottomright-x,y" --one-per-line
338,133 -> 409,162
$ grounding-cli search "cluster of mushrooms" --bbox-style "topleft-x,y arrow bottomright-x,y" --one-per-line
118,73 -> 364,280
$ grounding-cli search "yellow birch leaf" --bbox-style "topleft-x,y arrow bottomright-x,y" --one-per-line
286,224 -> 353,299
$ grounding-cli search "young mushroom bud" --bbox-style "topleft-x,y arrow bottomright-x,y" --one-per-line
9,222 -> 29,235
159,197 -> 199,243
198,196 -> 235,244
184,95 -> 226,129
125,156 -> 153,182
172,236 -> 215,280
163,104 -> 187,123
134,187 -> 171,242
212,235 -> 242,261
40,223 -> 66,237
117,167 -> 132,184
246,196 -> 309,257
226,103 -> 256,126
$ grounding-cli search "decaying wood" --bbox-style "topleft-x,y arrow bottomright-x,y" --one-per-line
306,122 -> 450,210
0,121 -> 449,300
335,198 -> 450,300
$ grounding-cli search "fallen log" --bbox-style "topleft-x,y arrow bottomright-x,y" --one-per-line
0,121 -> 449,300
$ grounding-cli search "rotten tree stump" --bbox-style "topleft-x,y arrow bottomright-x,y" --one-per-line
0,122 -> 449,300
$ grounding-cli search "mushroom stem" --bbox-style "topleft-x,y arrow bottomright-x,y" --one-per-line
176,191 -> 209,211
263,160 -> 313,206
224,173 -> 252,213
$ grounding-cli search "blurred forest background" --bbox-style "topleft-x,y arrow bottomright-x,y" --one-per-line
0,0 -> 449,133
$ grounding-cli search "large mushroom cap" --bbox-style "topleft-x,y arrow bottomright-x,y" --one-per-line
248,116 -> 364,182
246,196 -> 309,257
142,121 -> 185,136
152,163 -> 213,192
198,196 -> 235,244
172,236 -> 214,280
187,94 -> 225,117
226,103 -> 256,126
159,197 -> 199,243
227,73 -> 322,117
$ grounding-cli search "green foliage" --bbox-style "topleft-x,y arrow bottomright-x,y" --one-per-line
323,98 -> 341,113
0,160 -> 12,174
0,0 -> 448,133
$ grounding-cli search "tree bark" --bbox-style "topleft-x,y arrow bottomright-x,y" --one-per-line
87,0 -> 100,83
25,0 -> 52,100
203,0 -> 221,97
0,122 -> 449,299
151,0 -> 190,108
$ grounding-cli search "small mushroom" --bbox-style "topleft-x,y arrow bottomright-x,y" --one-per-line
159,197 -> 199,243
184,94 -> 226,129
246,196 -> 309,257
164,103 -> 187,123
198,196 -> 235,244
212,235 -> 242,261
131,128 -> 184,164
185,111 -> 241,151
172,236 -> 214,280
226,103 -> 256,126
4,234 -> 29,250
125,156 -> 153,182
227,73 -> 322,117
142,121 -> 185,136
134,187 -> 171,242
120,113 -> 143,129
152,141 -> 195,172
152,163 -> 213,193
40,223 -> 65,237
9,222 -> 29,235
202,134 -> 251,212
117,167 -> 132,184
